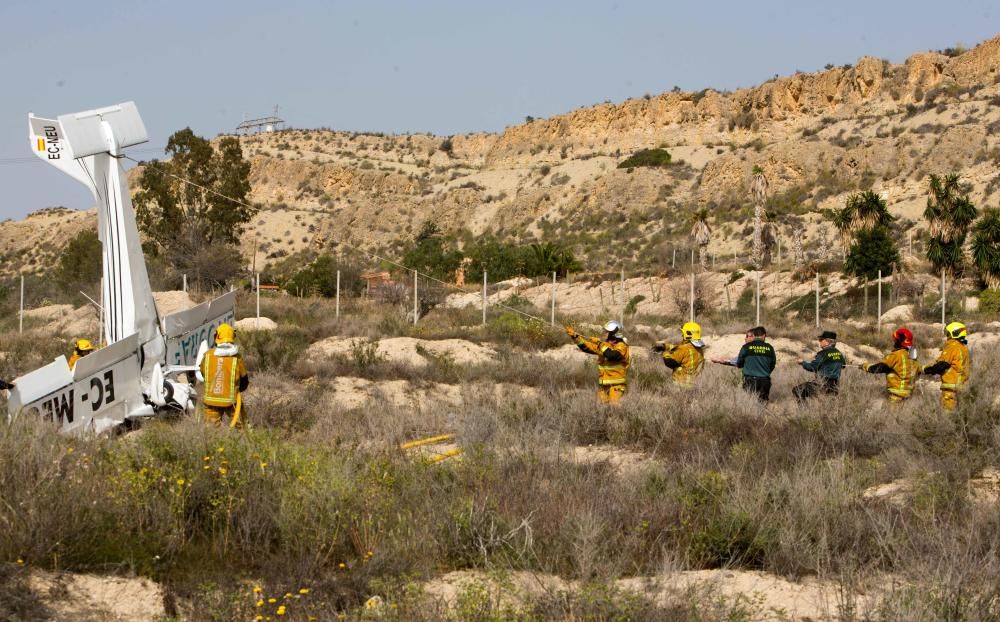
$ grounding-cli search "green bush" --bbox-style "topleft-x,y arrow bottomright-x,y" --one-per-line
284,254 -> 362,297
979,289 -> 1000,315
55,230 -> 101,288
617,148 -> 671,169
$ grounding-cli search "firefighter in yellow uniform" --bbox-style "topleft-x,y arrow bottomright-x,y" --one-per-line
921,321 -> 971,411
199,323 -> 249,427
859,327 -> 919,403
653,321 -> 705,387
565,320 -> 631,403
68,339 -> 95,370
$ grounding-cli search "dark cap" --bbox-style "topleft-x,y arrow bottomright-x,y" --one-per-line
817,330 -> 837,340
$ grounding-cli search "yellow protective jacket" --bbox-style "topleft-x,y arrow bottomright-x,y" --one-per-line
663,341 -> 705,386
200,345 -> 249,408
930,339 -> 971,390
866,348 -> 919,398
574,335 -> 630,386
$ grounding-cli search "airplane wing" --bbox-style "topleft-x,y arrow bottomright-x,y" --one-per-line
8,334 -> 145,435
161,291 -> 237,368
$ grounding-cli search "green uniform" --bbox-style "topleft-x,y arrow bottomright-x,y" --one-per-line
794,345 -> 845,400
736,338 -> 776,401
736,339 -> 776,378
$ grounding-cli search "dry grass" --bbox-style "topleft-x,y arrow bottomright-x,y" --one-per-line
1,291 -> 999,619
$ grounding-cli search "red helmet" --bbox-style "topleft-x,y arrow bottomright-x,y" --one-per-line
892,327 -> 913,348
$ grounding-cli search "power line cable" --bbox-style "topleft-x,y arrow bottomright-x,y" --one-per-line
0,147 -> 165,166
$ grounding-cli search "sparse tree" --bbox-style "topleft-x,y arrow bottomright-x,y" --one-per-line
690,208 -> 712,269
749,165 -> 769,269
971,207 -> 1000,289
134,128 -> 256,288
925,173 -> 978,276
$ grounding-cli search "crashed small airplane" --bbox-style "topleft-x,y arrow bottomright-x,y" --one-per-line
9,102 -> 235,434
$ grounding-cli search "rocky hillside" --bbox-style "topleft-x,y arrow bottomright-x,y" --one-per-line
4,35 -> 1000,278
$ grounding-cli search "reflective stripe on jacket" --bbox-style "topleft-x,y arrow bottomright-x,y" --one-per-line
665,341 -> 704,386
575,336 -> 630,386
939,339 -> 970,390
201,348 -> 247,408
882,348 -> 917,397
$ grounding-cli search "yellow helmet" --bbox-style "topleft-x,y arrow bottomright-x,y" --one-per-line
215,323 -> 235,344
944,321 -> 967,339
681,321 -> 702,341
75,339 -> 94,352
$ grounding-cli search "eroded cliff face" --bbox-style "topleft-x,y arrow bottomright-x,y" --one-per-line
483,46 -> 977,169
171,33 -> 1000,270
5,35 -> 1000,277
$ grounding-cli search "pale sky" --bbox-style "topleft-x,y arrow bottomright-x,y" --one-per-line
0,1 -> 995,219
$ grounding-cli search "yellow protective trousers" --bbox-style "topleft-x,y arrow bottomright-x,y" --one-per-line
598,385 -> 626,404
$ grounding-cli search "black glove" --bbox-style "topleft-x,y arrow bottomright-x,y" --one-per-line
652,344 -> 666,353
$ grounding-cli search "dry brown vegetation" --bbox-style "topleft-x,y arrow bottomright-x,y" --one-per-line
1,288 -> 999,620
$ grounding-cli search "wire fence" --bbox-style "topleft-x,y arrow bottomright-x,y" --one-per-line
12,149 -> 952,339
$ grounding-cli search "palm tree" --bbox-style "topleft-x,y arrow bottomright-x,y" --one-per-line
690,208 -> 712,269
846,190 -> 893,233
830,205 -> 854,254
793,227 -> 805,268
749,165 -> 769,269
925,173 -> 978,275
830,191 -> 893,255
971,208 -> 1000,289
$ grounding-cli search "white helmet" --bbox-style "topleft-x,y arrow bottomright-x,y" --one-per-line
603,320 -> 624,339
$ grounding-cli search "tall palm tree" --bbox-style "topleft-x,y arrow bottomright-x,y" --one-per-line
749,165 -> 769,269
793,227 -> 805,268
971,208 -> 1000,289
846,190 -> 893,233
830,191 -> 893,254
830,205 -> 854,254
690,208 -> 712,269
925,173 -> 978,275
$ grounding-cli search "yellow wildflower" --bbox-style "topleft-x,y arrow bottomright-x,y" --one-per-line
176,478 -> 185,486
217,446 -> 225,453
16,558 -> 24,564
203,456 -> 211,461
284,592 -> 292,598
268,597 -> 277,604
255,617 -> 263,621
253,586 -> 263,593
338,562 -> 346,569
298,587 -> 310,594
256,600 -> 264,607
218,467 -> 228,475
276,605 -> 286,616
66,447 -> 74,454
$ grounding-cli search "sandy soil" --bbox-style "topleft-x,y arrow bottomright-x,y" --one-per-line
864,466 -> 1000,507
235,316 -> 277,331
570,444 -> 658,477
322,376 -> 537,411
423,568 -> 886,620
27,570 -> 165,621
306,336 -> 498,367
152,290 -> 196,315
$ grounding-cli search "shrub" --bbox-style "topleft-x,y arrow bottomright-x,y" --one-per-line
618,148 -> 671,169
55,230 -> 101,288
979,289 -> 1000,315
284,254 -> 363,297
